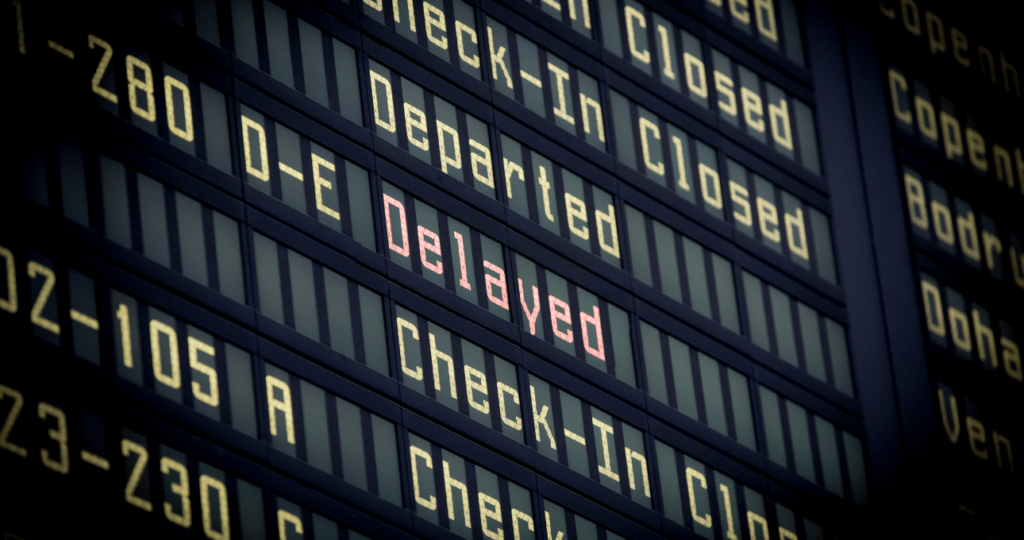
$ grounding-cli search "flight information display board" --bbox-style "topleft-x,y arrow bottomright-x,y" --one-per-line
1,0 -> 1018,538
861,1 -> 1022,537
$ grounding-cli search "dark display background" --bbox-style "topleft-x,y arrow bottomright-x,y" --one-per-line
2,0 -> 1020,538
